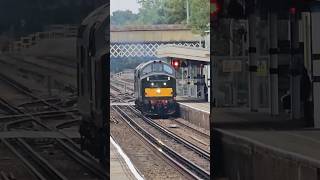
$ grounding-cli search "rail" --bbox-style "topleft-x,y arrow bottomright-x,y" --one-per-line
113,105 -> 210,179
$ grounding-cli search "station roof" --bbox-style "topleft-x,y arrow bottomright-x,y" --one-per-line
156,44 -> 210,63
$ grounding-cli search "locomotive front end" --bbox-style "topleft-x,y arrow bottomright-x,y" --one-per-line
135,60 -> 177,117
142,74 -> 176,116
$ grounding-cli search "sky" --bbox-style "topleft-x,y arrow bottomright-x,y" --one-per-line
110,0 -> 141,14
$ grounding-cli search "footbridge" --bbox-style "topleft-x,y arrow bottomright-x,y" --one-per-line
110,25 -> 203,59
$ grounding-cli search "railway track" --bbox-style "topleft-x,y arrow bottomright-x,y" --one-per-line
0,66 -> 107,179
0,103 -> 107,179
1,138 -> 68,180
0,171 -> 15,180
0,109 -> 78,121
1,135 -> 107,179
154,118 -> 210,153
172,118 -> 210,139
110,107 -> 193,179
0,97 -> 23,115
0,72 -> 78,118
112,79 -> 134,92
37,56 -> 77,69
113,105 -> 210,179
110,76 -> 210,149
0,73 -> 59,110
110,83 -> 135,103
112,72 -> 210,179
0,55 -> 75,77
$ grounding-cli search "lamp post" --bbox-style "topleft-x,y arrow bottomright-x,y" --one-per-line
186,0 -> 190,24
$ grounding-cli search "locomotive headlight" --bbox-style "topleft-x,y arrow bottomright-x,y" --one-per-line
168,77 -> 170,80
156,88 -> 161,94
151,82 -> 154,86
163,82 -> 167,86
147,77 -> 150,81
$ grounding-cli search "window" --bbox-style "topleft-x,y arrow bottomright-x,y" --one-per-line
153,63 -> 163,72
163,64 -> 173,74
141,62 -> 174,76
142,65 -> 152,74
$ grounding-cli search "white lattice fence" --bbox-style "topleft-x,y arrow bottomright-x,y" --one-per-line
110,42 -> 201,58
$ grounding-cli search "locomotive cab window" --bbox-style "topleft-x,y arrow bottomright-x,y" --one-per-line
141,62 -> 174,76
142,65 -> 152,75
163,64 -> 173,75
152,62 -> 163,72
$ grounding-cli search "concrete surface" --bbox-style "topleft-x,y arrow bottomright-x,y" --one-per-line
214,129 -> 320,180
110,138 -> 138,180
213,107 -> 320,180
178,102 -> 210,130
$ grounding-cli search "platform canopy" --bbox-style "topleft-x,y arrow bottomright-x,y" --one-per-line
156,44 -> 210,63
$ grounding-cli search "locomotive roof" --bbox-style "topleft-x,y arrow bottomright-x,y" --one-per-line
81,3 -> 109,26
135,60 -> 169,72
135,60 -> 176,78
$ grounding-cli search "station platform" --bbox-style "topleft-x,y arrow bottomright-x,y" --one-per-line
110,137 -> 141,180
177,98 -> 210,131
179,102 -> 210,114
213,107 -> 301,129
213,107 -> 320,180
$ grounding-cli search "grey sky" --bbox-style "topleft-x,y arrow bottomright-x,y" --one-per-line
110,0 -> 141,14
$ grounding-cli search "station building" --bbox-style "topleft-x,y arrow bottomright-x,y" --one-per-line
156,33 -> 211,103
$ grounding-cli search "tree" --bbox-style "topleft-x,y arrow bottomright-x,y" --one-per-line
189,0 -> 210,35
109,0 -> 209,35
163,0 -> 186,24
134,0 -> 188,25
111,10 -> 138,25
135,0 -> 168,25
137,0 -> 209,34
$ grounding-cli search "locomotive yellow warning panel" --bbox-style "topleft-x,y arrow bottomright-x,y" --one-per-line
144,88 -> 173,97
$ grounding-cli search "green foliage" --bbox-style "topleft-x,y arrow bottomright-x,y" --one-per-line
111,10 -> 139,25
111,0 -> 209,35
189,0 -> 210,35
163,0 -> 186,24
136,0 -> 166,25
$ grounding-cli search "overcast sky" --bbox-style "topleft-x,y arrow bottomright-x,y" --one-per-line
110,0 -> 141,14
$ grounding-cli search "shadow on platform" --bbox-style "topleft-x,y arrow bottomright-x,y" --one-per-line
212,107 -> 313,130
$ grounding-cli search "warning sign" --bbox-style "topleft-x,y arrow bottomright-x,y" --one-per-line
222,60 -> 242,72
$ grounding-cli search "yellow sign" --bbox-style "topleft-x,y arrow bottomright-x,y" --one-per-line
144,88 -> 173,97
